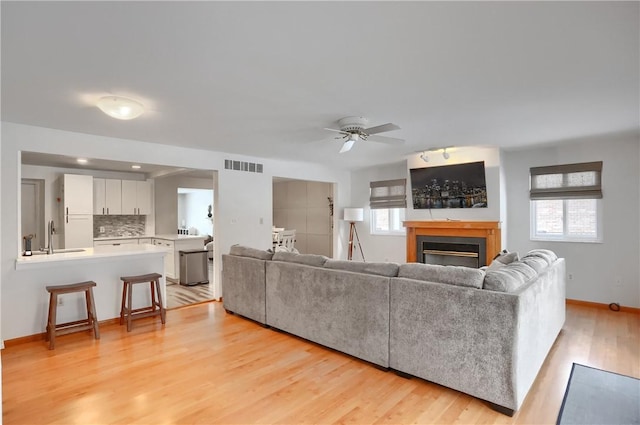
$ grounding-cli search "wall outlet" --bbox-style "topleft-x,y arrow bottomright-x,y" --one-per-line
58,297 -> 64,306
568,273 -> 573,280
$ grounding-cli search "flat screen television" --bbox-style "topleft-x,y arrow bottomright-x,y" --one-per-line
410,161 -> 487,209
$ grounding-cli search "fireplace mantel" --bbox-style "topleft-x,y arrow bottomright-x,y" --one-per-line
403,220 -> 501,265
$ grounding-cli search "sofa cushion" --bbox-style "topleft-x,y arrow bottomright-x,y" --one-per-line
324,260 -> 399,277
397,263 -> 485,289
272,251 -> 328,267
229,245 -> 273,260
483,261 -> 537,292
520,255 -> 548,273
525,249 -> 558,265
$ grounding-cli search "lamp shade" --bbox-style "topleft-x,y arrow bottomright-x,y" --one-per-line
343,207 -> 364,222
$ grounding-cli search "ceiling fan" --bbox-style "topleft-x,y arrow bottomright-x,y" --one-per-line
324,116 -> 404,153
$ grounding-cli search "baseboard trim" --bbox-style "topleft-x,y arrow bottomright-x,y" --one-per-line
566,299 -> 640,314
3,317 -> 121,348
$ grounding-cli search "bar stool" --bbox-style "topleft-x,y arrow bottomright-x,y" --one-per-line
119,273 -> 165,331
45,281 -> 100,350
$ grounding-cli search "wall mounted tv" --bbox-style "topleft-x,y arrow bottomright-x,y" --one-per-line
410,161 -> 487,209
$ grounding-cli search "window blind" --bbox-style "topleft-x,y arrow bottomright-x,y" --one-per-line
369,178 -> 407,209
529,161 -> 602,200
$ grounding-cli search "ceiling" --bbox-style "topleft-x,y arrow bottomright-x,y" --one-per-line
2,2 -> 638,171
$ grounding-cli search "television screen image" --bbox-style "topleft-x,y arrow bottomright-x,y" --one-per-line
410,161 -> 487,209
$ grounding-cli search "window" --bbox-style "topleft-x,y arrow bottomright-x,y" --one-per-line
531,199 -> 601,242
369,178 -> 407,236
529,161 -> 603,243
370,208 -> 405,235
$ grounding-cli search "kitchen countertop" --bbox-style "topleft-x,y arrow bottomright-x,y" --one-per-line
15,244 -> 167,270
153,234 -> 208,241
93,234 -> 207,241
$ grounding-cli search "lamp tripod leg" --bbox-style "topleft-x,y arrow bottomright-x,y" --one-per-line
352,224 -> 365,262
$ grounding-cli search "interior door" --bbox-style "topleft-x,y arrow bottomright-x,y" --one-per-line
21,179 -> 44,251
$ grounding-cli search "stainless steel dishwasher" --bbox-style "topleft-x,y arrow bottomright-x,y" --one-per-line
179,249 -> 209,286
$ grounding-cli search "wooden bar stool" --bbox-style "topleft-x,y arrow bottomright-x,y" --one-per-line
119,273 -> 165,332
45,281 -> 100,350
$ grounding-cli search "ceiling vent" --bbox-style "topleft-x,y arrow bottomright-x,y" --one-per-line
224,159 -> 263,173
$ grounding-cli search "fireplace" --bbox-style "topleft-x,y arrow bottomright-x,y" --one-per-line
404,221 -> 501,266
418,235 -> 486,267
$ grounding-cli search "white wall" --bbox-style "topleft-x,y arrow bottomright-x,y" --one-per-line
503,134 -> 640,308
184,190 -> 214,237
1,122 -> 350,340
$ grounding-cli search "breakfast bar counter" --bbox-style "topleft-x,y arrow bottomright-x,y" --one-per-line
9,245 -> 168,341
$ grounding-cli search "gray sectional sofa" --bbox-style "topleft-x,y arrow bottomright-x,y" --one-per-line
221,246 -> 566,415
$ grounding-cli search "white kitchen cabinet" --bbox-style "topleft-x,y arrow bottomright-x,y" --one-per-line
62,214 -> 93,249
153,239 -> 176,278
62,174 -> 93,215
152,236 -> 206,280
94,238 -> 139,247
93,178 -> 122,215
122,180 -> 151,215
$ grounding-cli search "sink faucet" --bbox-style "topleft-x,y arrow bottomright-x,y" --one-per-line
47,220 -> 55,254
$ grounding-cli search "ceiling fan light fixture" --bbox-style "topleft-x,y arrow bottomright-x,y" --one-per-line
96,95 -> 144,120
340,138 -> 356,153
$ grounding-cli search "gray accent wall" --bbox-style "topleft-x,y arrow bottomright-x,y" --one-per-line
502,133 -> 640,308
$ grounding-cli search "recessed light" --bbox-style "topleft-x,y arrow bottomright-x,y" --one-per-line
77,158 -> 88,164
96,95 -> 144,120
131,165 -> 141,169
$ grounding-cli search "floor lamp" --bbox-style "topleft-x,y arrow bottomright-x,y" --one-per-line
344,208 -> 365,261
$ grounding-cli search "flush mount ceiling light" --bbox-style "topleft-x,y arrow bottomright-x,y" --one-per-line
77,158 -> 88,164
96,95 -> 144,120
131,165 -> 141,169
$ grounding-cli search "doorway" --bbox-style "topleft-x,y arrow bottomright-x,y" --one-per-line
272,178 -> 334,257
21,179 -> 45,252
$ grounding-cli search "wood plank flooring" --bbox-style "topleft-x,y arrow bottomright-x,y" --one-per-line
2,302 -> 639,424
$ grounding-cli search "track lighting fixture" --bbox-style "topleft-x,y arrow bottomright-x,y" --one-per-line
418,147 -> 453,162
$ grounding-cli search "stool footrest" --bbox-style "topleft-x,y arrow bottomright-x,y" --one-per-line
55,323 -> 95,336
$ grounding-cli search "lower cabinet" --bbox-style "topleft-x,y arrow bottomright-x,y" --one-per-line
153,239 -> 176,278
94,238 -> 139,247
152,238 -> 206,280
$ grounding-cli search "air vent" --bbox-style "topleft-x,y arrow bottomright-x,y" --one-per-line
224,159 -> 263,173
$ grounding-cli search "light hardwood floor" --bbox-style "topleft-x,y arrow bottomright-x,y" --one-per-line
2,302 -> 639,424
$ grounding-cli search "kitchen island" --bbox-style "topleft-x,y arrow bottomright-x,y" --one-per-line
150,234 -> 208,280
9,244 -> 167,341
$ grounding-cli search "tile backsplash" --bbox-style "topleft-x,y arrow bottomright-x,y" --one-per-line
94,215 -> 146,238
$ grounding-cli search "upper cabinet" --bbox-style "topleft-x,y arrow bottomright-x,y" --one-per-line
93,178 -> 122,215
121,180 -> 151,215
62,174 -> 93,215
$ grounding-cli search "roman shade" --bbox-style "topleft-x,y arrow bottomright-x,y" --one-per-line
370,178 -> 407,209
529,161 -> 603,200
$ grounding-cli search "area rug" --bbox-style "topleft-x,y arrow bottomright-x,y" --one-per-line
557,363 -> 640,425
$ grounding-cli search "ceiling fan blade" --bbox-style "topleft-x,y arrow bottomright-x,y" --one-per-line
367,134 -> 405,145
339,139 -> 356,153
364,123 -> 400,135
324,127 -> 349,135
